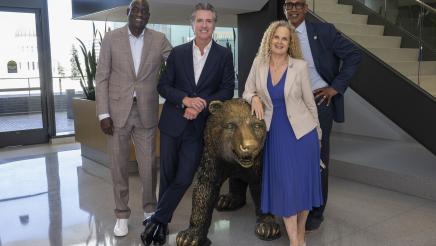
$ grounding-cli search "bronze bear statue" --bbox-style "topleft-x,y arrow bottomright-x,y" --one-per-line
176,99 -> 281,246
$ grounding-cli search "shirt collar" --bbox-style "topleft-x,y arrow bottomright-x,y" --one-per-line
295,21 -> 307,35
193,39 -> 213,54
128,27 -> 145,39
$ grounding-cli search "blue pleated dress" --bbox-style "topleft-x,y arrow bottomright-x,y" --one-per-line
260,69 -> 323,217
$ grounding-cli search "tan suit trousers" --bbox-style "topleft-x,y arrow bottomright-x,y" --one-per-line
108,102 -> 157,218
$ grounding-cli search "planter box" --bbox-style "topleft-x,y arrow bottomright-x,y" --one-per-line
73,98 -> 162,173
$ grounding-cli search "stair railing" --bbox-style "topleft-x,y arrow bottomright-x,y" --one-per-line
308,0 -> 436,97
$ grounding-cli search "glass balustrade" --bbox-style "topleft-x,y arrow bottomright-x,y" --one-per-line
306,0 -> 436,97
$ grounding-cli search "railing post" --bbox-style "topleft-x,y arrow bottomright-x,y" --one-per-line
417,4 -> 424,86
27,77 -> 30,96
59,77 -> 62,95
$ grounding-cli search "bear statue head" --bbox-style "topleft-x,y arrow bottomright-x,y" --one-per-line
204,99 -> 266,168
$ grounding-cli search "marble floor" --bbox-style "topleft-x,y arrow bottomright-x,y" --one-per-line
1,143 -> 436,246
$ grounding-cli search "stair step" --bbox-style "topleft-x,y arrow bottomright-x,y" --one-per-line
334,23 -> 385,36
331,133 -> 436,201
317,11 -> 368,24
407,75 -> 436,96
388,61 -> 436,76
313,3 -> 353,14
307,0 -> 338,9
349,34 -> 402,48
369,48 -> 419,61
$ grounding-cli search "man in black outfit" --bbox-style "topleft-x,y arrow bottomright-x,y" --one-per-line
141,3 -> 235,245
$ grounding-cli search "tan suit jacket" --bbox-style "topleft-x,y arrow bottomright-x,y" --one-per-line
243,56 -> 322,140
96,25 -> 172,128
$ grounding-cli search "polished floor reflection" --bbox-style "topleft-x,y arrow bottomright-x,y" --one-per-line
1,143 -> 436,246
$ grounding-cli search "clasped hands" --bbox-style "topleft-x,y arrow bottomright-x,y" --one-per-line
182,97 -> 207,120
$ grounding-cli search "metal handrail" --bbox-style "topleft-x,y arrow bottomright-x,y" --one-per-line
415,0 -> 436,14
0,76 -> 82,96
0,88 -> 40,92
0,76 -> 80,80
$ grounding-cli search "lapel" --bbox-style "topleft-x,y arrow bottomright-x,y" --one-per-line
284,57 -> 296,99
137,28 -> 152,77
196,41 -> 217,89
184,41 -> 196,88
305,21 -> 321,72
121,25 -> 137,79
259,59 -> 273,108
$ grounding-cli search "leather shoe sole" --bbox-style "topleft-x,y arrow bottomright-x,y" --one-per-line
152,223 -> 168,245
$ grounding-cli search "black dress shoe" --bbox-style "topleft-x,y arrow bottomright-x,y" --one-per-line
140,218 -> 159,246
152,223 -> 168,246
305,215 -> 324,232
142,217 -> 151,227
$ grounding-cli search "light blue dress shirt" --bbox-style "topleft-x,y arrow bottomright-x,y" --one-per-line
296,21 -> 329,91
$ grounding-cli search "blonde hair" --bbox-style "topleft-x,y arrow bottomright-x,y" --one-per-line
256,20 -> 303,62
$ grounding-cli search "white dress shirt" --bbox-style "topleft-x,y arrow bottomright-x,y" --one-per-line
98,28 -> 145,121
193,40 -> 212,85
296,21 -> 329,91
128,28 -> 145,77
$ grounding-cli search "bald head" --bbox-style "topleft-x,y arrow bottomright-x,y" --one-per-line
129,0 -> 149,9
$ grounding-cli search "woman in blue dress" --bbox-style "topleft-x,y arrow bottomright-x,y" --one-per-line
243,21 -> 323,246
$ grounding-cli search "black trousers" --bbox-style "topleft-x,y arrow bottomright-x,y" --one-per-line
228,100 -> 333,218
309,99 -> 333,219
152,123 -> 203,224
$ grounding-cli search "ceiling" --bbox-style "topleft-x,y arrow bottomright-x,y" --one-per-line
74,0 -> 269,27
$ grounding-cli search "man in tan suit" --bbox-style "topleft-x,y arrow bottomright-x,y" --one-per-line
95,0 -> 172,237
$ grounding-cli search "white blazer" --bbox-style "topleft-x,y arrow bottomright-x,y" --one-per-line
243,56 -> 322,140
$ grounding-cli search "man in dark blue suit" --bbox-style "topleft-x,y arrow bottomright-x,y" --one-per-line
218,0 -> 362,234
141,3 -> 235,245
286,0 -> 362,231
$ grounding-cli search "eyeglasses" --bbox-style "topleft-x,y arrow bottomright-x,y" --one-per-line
283,2 -> 306,10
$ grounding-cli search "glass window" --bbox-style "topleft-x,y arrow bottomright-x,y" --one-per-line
0,11 -> 44,134
48,0 -> 121,135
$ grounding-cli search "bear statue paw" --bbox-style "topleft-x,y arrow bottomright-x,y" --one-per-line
254,214 -> 281,241
176,228 -> 211,246
215,193 -> 246,211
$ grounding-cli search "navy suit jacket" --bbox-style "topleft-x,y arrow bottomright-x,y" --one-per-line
158,40 -> 235,137
305,20 -> 362,122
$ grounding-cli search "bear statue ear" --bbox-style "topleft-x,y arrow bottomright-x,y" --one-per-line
209,100 -> 223,115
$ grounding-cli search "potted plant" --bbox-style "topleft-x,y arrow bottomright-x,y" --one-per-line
73,23 -> 99,101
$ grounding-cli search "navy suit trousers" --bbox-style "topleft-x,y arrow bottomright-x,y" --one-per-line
309,99 -> 334,219
152,122 -> 203,224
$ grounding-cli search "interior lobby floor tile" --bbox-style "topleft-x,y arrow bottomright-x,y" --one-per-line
1,144 -> 436,246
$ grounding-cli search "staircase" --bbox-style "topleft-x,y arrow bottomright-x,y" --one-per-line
304,0 -> 436,201
308,0 -> 436,97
